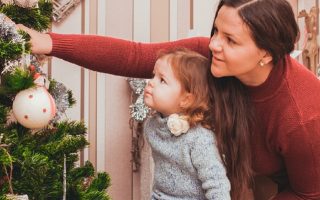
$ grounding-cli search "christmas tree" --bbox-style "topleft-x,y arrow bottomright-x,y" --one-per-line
0,1 -> 111,199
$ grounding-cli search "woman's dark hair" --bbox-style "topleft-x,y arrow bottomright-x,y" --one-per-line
208,75 -> 254,200
209,0 -> 299,199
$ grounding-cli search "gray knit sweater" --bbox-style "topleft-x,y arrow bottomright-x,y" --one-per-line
144,113 -> 231,200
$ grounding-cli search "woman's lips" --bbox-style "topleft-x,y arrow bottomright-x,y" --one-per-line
213,56 -> 224,62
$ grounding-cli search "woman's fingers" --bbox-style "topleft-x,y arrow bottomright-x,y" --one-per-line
16,24 -> 53,55
16,24 -> 29,31
2,14 -> 53,55
16,24 -> 35,35
4,15 -> 14,23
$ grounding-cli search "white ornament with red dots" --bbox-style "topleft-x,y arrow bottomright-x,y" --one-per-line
12,86 -> 56,129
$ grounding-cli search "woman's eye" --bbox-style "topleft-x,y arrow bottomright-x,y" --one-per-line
160,78 -> 166,84
227,37 -> 236,45
212,26 -> 218,35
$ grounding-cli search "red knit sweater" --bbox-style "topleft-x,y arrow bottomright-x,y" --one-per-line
50,33 -> 320,199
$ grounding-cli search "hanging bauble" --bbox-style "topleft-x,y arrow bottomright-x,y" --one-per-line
12,86 -> 56,129
1,0 -> 14,5
13,0 -> 38,8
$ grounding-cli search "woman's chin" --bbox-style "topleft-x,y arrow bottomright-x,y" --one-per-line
210,67 -> 224,78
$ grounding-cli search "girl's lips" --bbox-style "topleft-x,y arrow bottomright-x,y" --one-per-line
144,90 -> 152,96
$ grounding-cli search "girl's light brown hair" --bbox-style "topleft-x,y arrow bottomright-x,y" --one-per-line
157,48 -> 214,129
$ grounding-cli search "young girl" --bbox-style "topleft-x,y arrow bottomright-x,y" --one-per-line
143,48 -> 230,200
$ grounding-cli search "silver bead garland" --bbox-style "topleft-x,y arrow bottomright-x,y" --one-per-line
50,81 -> 70,122
0,13 -> 23,42
0,13 -> 25,74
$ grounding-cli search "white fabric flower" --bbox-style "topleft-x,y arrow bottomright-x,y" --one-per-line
167,114 -> 190,136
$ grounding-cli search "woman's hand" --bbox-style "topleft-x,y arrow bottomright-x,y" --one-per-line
16,24 -> 53,55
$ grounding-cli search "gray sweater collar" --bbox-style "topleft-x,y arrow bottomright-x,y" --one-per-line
153,113 -> 173,139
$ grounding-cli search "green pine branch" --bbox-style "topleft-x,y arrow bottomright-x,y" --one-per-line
68,162 -> 111,200
0,68 -> 35,94
42,135 -> 88,156
0,40 -> 25,61
0,0 -> 52,32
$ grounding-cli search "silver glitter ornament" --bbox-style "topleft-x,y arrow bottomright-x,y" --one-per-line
129,94 -> 150,121
128,78 -> 147,94
128,78 -> 150,121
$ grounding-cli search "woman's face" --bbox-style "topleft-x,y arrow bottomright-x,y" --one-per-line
209,5 -> 270,85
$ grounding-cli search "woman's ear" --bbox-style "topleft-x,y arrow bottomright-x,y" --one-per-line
179,93 -> 194,109
261,52 -> 273,65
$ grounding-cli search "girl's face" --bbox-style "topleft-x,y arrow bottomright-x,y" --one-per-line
144,57 -> 188,116
209,5 -> 271,86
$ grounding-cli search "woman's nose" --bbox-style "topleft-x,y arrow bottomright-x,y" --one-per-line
209,36 -> 223,52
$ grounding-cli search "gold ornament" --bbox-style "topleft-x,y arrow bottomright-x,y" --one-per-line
1,0 -> 14,5
13,0 -> 38,8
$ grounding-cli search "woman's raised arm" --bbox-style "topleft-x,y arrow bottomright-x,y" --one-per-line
19,24 -> 210,78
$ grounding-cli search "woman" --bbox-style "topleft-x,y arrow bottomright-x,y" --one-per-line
17,0 -> 320,199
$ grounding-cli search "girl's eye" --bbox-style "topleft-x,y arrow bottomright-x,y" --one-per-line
160,78 -> 166,84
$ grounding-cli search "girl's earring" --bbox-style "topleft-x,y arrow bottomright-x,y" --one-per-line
259,61 -> 264,67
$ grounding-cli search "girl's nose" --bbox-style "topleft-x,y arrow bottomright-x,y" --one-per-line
147,79 -> 154,87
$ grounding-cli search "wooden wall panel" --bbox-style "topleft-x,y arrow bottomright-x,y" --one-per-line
133,1 -> 151,199
151,0 -> 170,42
104,0 -> 133,199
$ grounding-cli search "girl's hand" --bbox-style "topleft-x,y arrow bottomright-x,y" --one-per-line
16,24 -> 53,55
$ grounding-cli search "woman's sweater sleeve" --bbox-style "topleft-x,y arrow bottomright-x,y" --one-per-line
273,117 -> 320,200
49,33 -> 210,78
